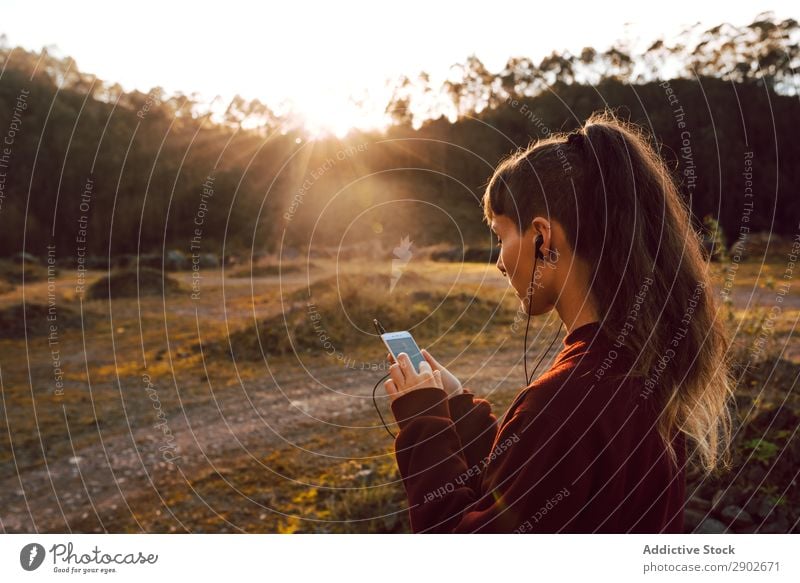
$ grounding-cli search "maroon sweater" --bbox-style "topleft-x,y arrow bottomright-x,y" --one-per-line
390,321 -> 686,533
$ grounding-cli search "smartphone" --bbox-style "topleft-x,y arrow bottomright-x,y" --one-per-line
381,331 -> 426,373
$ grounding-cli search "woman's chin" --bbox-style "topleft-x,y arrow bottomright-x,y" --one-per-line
518,297 -> 532,315
519,298 -> 547,316
514,289 -> 540,315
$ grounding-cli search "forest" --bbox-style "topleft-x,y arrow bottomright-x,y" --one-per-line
0,14 -> 797,264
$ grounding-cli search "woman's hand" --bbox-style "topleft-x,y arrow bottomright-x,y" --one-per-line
385,349 -> 463,398
384,352 -> 443,402
421,348 -> 463,397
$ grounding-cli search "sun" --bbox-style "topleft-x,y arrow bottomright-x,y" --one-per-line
289,89 -> 391,140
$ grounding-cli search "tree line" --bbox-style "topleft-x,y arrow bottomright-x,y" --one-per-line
0,13 -> 797,264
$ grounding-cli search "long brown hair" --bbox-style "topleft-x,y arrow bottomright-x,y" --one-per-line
482,110 -> 734,474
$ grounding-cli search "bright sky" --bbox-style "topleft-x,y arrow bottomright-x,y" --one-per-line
2,0 -> 795,136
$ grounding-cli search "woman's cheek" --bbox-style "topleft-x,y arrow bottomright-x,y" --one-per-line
502,248 -> 517,281
503,247 -> 523,292
507,246 -> 526,279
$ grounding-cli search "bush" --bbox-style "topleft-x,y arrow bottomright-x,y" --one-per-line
0,259 -> 50,284
702,215 -> 728,262
0,303 -> 93,339
86,268 -> 183,300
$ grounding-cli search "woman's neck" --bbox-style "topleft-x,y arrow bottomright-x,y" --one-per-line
553,255 -> 600,334
555,288 -> 600,334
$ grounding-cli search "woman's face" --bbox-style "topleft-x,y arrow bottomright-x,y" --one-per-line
490,214 -> 557,315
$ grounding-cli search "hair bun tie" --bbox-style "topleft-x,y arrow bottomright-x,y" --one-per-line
567,132 -> 584,148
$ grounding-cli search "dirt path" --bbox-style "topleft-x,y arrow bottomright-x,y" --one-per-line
1,341 -> 532,532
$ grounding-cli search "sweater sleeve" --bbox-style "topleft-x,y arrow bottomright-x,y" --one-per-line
391,387 -> 594,533
446,388 -> 498,476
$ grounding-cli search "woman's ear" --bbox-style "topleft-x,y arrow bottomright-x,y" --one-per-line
531,217 -> 551,255
531,216 -> 561,268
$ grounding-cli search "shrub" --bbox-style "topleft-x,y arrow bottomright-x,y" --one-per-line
87,267 -> 183,300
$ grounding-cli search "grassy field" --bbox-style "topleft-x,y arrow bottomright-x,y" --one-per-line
0,255 -> 797,533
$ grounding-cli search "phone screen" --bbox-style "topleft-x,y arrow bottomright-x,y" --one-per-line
383,333 -> 425,373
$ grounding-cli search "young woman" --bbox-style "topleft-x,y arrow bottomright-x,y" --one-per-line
384,110 -> 735,533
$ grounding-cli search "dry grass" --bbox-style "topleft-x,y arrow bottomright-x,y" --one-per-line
0,253 -> 797,533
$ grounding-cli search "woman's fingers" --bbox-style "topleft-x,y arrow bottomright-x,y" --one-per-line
421,348 -> 440,370
384,378 -> 398,399
388,362 -> 404,388
397,352 -> 413,373
389,352 -> 444,394
417,359 -> 433,375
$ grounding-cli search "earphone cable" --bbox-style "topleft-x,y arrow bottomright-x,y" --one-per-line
523,243 -> 564,386
372,372 -> 397,439
522,251 -> 539,385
